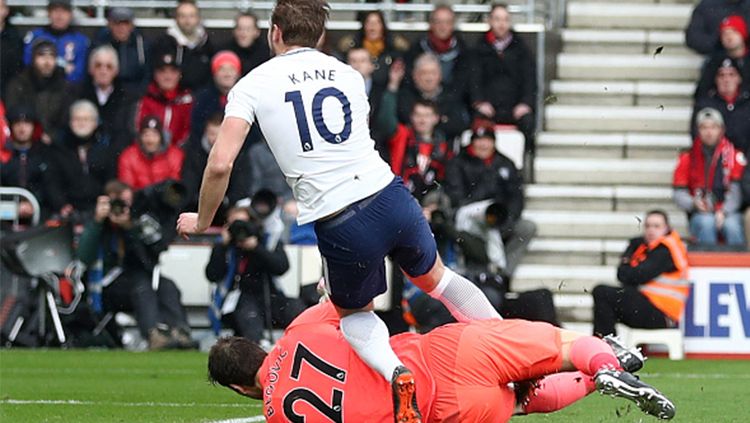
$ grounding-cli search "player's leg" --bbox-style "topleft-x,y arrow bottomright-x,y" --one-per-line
555,329 -> 675,419
314,189 -> 422,423
518,371 -> 595,414
387,180 -> 500,322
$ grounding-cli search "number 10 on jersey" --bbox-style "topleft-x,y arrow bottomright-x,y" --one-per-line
285,87 -> 353,152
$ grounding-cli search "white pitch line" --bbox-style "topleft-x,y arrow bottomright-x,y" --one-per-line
206,417 -> 266,423
0,399 -> 261,408
641,373 -> 750,380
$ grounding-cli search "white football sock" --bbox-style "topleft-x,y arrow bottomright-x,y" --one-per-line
428,268 -> 502,322
340,311 -> 403,381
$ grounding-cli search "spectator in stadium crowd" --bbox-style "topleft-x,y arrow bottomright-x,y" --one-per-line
220,11 -> 270,76
445,125 -> 537,279
685,0 -> 750,55
397,53 -> 470,144
5,39 -> 71,143
190,51 -> 242,142
592,210 -> 689,337
22,0 -> 89,83
673,108 -> 747,247
152,0 -> 214,90
377,61 -> 452,202
347,47 -> 389,146
76,45 -> 138,152
337,10 -> 409,90
695,15 -> 750,97
248,137 -> 297,221
135,52 -> 193,147
45,100 -> 116,221
77,180 -> 195,350
1,0 -> 24,99
205,206 -> 305,343
405,4 -> 471,93
0,108 -> 48,219
693,58 -> 750,152
93,7 -> 150,93
118,115 -> 184,191
471,3 -> 537,156
741,165 -> 750,250
182,113 -> 251,222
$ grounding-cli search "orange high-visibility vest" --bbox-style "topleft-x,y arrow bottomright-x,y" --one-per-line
632,231 -> 690,322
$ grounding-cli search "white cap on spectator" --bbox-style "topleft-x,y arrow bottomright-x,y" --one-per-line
695,108 -> 724,128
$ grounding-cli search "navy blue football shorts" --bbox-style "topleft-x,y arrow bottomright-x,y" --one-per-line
314,177 -> 438,309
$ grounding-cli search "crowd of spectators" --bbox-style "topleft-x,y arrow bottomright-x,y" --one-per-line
1,1 -> 541,342
681,0 -> 750,250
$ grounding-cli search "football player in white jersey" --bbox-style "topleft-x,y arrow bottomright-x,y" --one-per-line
177,1 -> 501,421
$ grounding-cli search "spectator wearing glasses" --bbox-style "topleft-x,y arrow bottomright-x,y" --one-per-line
93,6 -> 150,93
76,45 -> 138,152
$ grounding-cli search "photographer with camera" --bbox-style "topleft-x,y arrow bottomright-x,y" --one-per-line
205,206 -> 305,342
77,180 -> 194,350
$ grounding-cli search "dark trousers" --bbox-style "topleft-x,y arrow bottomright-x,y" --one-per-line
227,290 -> 306,342
103,270 -> 188,338
592,285 -> 670,337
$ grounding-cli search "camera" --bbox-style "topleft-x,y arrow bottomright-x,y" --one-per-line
110,198 -> 127,216
228,219 -> 262,244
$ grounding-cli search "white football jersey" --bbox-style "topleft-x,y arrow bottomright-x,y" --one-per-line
225,48 -> 394,224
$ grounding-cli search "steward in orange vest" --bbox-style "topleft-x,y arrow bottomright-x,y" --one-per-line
592,210 -> 690,336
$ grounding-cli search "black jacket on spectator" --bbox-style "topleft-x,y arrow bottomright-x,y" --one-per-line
397,84 -> 470,142
617,237 -> 677,287
4,67 -> 71,137
205,241 -> 290,294
189,84 -> 226,142
405,33 -> 472,94
220,37 -> 270,76
0,142 -> 49,209
471,31 -> 537,119
249,140 -> 293,202
695,52 -> 750,97
181,137 -> 252,215
76,79 -> 138,152
1,19 -> 24,100
741,161 -> 750,209
693,88 -> 750,152
685,0 -> 750,55
445,149 -> 525,231
94,27 -> 151,92
152,31 -> 214,90
44,127 -> 117,216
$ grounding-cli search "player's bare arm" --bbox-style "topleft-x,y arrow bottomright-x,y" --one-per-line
176,117 -> 250,237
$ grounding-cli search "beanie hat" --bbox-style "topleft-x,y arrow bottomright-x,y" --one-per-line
139,115 -> 163,132
211,51 -> 242,75
32,38 -> 57,57
720,15 -> 748,40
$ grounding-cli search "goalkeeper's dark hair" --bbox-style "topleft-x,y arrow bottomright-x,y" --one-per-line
208,336 -> 267,388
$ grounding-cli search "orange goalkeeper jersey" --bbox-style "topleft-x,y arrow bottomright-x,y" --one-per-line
259,303 -> 436,422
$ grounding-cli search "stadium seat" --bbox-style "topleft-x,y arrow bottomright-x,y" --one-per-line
616,324 -> 685,360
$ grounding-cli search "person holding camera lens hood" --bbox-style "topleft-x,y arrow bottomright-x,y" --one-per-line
77,180 -> 195,350
205,206 -> 304,342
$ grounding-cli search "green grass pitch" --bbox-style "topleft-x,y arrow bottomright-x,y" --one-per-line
0,349 -> 748,422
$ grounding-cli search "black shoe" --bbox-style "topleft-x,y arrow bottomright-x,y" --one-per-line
595,368 -> 675,420
391,366 -> 422,423
604,334 -> 646,373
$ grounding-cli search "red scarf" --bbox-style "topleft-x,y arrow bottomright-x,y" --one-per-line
485,31 -> 513,55
428,31 -> 454,54
687,136 -> 736,197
